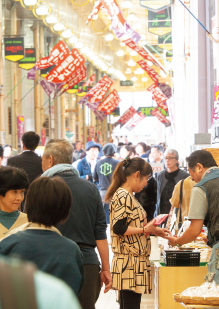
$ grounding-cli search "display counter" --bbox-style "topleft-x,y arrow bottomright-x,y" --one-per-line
153,262 -> 208,309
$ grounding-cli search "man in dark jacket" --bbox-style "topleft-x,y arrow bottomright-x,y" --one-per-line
41,139 -> 112,309
155,148 -> 189,217
7,131 -> 43,184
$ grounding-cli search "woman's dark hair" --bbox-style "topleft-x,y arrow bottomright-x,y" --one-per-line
136,142 -> 147,153
0,167 -> 29,196
26,177 -> 72,227
121,145 -> 136,157
105,157 -> 152,202
186,150 -> 217,170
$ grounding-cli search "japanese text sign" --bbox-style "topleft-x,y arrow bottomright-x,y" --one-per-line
147,83 -> 168,109
62,65 -> 87,93
78,73 -> 95,92
150,107 -> 171,127
137,60 -> 160,84
88,76 -> 113,103
36,41 -> 69,69
117,106 -> 137,125
125,112 -> 145,131
4,37 -> 24,62
45,49 -> 85,84
97,90 -> 121,114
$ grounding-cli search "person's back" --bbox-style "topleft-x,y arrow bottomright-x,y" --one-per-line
94,157 -> 119,191
0,229 -> 84,295
7,131 -> 43,184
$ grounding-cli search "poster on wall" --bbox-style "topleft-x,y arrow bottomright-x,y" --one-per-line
17,115 -> 25,144
148,8 -> 172,36
4,37 -> 24,62
211,85 -> 219,144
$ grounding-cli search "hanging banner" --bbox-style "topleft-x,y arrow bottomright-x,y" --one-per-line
139,106 -> 168,117
45,49 -> 85,84
137,60 -> 160,84
140,0 -> 173,12
78,73 -> 95,92
94,109 -> 107,121
116,106 -> 137,126
125,112 -> 145,131
158,83 -> 172,98
27,66 -> 37,80
150,107 -> 171,127
61,65 -> 87,94
4,37 -> 24,62
40,79 -> 63,97
124,39 -> 164,71
158,34 -> 172,50
36,40 -> 69,69
211,85 -> 219,144
110,107 -> 120,116
97,90 -> 121,114
87,76 -> 113,103
87,0 -> 140,43
147,83 -> 168,110
19,48 -> 36,70
17,115 -> 25,144
148,8 -> 171,36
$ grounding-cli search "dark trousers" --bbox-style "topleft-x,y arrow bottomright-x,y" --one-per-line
120,290 -> 142,309
79,264 -> 101,309
103,202 -> 110,224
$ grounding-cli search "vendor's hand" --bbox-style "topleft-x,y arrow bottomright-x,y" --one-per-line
154,227 -> 172,238
165,235 -> 178,247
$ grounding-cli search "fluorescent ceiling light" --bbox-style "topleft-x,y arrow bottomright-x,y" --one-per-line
147,61 -> 153,66
134,68 -> 144,74
125,68 -> 132,74
74,41 -> 84,49
132,23 -> 142,30
120,42 -> 125,47
108,68 -> 115,74
127,13 -> 137,22
141,40 -> 147,45
116,50 -> 125,57
45,12 -> 59,24
121,0 -> 133,8
105,33 -> 114,42
24,0 -> 38,5
130,50 -> 137,56
80,46 -> 89,54
62,28 -> 73,39
128,59 -> 136,67
90,55 -> 99,61
68,36 -> 79,44
141,77 -> 148,82
131,76 -> 137,82
53,21 -> 65,32
35,4 -> 49,16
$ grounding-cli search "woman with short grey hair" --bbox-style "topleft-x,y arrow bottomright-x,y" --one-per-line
155,148 -> 189,217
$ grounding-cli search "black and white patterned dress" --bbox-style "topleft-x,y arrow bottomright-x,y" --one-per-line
110,187 -> 152,294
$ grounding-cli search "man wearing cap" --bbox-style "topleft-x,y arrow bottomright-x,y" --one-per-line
77,141 -> 101,182
93,143 -> 119,223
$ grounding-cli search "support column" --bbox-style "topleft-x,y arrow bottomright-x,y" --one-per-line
33,21 -> 40,136
39,26 -> 45,133
215,0 -> 219,82
61,95 -> 65,138
0,2 -> 5,143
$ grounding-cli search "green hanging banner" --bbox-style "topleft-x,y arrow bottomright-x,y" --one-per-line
4,37 -> 24,62
148,8 -> 171,36
140,0 -> 173,12
19,48 -> 36,70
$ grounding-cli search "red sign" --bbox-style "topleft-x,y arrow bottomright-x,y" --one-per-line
87,76 -> 113,103
124,39 -> 164,70
61,65 -> 86,93
117,106 -> 137,125
125,112 -> 145,131
137,60 -> 160,84
150,108 -> 171,127
97,90 -> 121,114
45,49 -> 85,84
78,73 -> 95,92
41,128 -> 46,146
36,41 -> 69,69
147,83 -> 168,110
17,115 -> 25,144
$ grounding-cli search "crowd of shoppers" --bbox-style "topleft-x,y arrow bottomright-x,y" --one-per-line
1,134 -> 219,308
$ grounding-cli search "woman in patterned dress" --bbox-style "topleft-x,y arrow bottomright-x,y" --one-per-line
105,157 -> 169,309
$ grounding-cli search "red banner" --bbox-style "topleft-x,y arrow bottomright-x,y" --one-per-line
116,106 -> 137,125
45,49 -> 85,84
87,76 -> 113,103
137,60 -> 160,84
97,89 -> 121,114
36,41 -> 69,69
124,39 -> 164,71
78,73 -> 95,92
125,112 -> 145,131
150,108 -> 171,127
147,83 -> 168,110
61,65 -> 87,93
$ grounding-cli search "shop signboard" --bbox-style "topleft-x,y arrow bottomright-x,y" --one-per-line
86,76 -> 113,103
150,162 -> 164,173
158,34 -> 172,50
110,107 -> 120,116
211,85 -> 219,144
17,115 -> 25,144
45,49 -> 85,84
137,60 -> 160,84
97,89 -> 121,114
19,48 -> 36,70
116,106 -> 137,126
138,106 -> 168,117
4,37 -> 24,62
140,0 -> 173,12
120,80 -> 134,86
148,8 -> 171,36
150,107 -> 171,127
61,65 -> 87,94
125,112 -> 145,131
